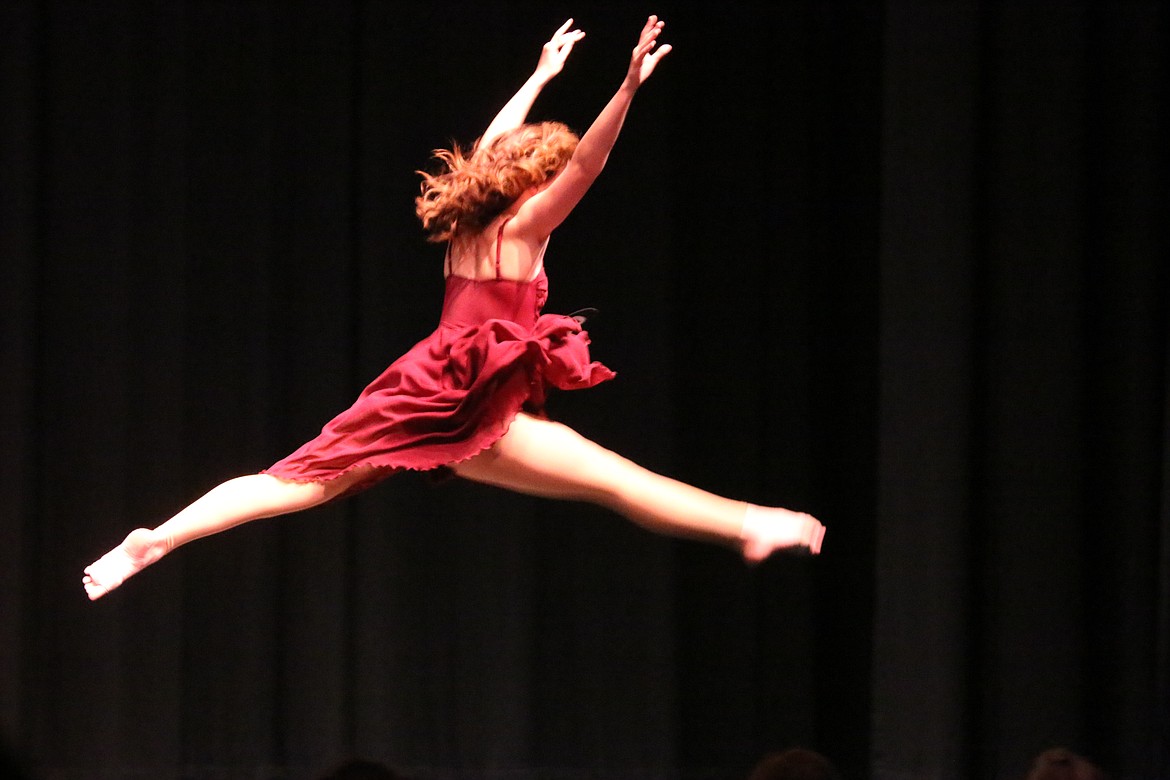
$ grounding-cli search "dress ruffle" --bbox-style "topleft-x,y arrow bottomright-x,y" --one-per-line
262,311 -> 614,496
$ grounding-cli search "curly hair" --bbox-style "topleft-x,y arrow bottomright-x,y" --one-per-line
415,121 -> 579,243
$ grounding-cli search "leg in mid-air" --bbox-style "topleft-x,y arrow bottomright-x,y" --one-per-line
451,413 -> 824,561
82,465 -> 378,600
83,412 -> 824,601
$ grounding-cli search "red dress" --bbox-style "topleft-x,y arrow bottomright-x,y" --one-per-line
262,225 -> 615,496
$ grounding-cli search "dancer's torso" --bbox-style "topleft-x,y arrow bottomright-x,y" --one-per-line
439,219 -> 550,330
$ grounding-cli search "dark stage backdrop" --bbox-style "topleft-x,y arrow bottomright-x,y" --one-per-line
0,2 -> 1165,779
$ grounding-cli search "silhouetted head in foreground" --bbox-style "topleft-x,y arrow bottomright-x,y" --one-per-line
317,757 -> 406,780
747,747 -> 843,780
1023,747 -> 1109,780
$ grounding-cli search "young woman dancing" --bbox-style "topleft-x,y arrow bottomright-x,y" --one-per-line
82,15 -> 824,601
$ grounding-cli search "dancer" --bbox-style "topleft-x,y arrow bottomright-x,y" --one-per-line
83,15 -> 824,601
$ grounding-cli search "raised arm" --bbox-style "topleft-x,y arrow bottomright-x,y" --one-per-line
513,15 -> 672,238
476,19 -> 585,152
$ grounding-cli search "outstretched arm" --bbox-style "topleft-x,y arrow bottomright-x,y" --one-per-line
515,15 -> 672,238
476,19 -> 585,152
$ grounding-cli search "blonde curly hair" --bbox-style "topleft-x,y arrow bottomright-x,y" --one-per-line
415,121 -> 579,243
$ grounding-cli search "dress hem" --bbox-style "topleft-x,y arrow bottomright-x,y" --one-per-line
258,392 -> 539,496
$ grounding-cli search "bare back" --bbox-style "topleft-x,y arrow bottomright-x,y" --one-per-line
445,214 -> 550,283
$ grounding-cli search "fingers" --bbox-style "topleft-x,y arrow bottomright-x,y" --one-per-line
634,15 -> 666,58
552,18 -> 584,46
641,15 -> 665,41
649,43 -> 673,64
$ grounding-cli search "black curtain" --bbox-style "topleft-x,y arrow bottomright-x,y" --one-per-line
1,2 -> 1165,779
876,2 -> 1168,779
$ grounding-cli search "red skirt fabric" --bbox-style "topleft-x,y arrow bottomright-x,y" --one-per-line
262,270 -> 614,496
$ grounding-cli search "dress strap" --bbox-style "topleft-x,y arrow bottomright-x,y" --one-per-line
494,218 -> 510,280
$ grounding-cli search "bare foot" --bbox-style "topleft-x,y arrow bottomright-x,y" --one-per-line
82,528 -> 167,600
740,505 -> 825,564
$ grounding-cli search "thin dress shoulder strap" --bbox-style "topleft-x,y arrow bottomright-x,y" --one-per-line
494,218 -> 510,280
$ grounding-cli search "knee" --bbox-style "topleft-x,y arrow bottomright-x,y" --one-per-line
318,466 -> 377,502
257,473 -> 330,510
546,428 -> 635,503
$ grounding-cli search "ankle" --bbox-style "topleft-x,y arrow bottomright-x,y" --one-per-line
740,504 -> 769,541
123,528 -> 170,563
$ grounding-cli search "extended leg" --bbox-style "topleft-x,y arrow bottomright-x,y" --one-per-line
451,413 -> 824,561
82,467 -> 375,600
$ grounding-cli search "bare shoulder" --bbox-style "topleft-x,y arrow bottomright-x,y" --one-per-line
499,214 -> 551,279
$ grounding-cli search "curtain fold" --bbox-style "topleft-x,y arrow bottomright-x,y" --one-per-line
877,2 -> 1168,778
